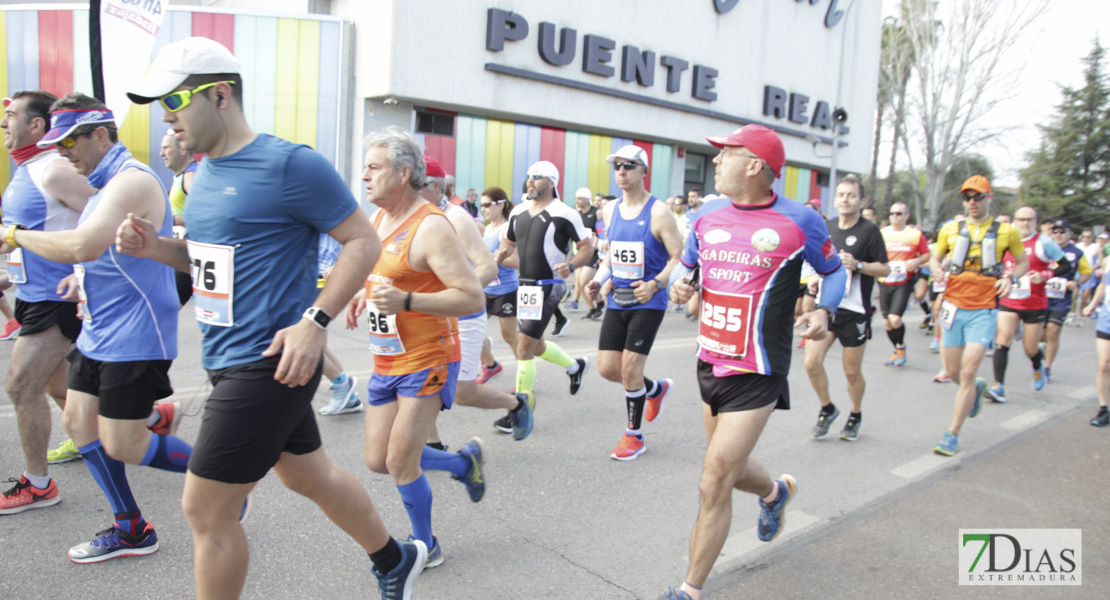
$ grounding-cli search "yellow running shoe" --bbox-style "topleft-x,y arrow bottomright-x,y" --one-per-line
47,439 -> 82,464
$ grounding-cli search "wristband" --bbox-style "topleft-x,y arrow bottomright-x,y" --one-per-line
592,265 -> 612,286
404,291 -> 413,312
568,262 -> 576,273
5,224 -> 25,248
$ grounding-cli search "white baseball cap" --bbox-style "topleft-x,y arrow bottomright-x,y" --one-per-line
127,37 -> 241,105
605,144 -> 649,168
575,187 -> 593,199
527,161 -> 560,197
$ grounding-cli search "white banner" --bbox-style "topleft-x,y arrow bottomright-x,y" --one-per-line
98,0 -> 166,126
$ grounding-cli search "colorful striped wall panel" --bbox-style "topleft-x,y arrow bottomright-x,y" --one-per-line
1,7 -> 343,192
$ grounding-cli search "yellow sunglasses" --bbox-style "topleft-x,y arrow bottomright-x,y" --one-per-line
57,130 -> 94,149
159,81 -> 234,112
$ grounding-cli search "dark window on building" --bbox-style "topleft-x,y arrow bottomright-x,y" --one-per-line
815,172 -> 830,188
685,153 -> 707,183
416,111 -> 454,136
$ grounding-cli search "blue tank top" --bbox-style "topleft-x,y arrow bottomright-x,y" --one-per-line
483,222 -> 518,295
607,195 -> 667,311
76,160 -> 178,361
2,151 -> 82,303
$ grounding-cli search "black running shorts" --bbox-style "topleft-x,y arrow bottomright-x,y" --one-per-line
517,282 -> 564,340
67,348 -> 173,419
879,282 -> 914,318
697,360 -> 789,416
485,290 -> 517,318
189,355 -> 324,484
598,308 -> 665,354
15,299 -> 81,341
828,309 -> 871,348
1046,310 -> 1069,327
999,305 -> 1047,324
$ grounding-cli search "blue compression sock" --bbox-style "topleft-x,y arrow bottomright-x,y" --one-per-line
139,434 -> 192,473
397,474 -> 434,547
79,439 -> 140,520
419,445 -> 469,478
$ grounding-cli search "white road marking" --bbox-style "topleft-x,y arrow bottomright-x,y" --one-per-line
891,453 -> 953,479
1000,410 -> 1048,430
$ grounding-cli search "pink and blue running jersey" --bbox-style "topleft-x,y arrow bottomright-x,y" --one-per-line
681,194 -> 845,377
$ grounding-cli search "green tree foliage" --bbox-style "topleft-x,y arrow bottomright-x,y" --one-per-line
1021,40 -> 1110,227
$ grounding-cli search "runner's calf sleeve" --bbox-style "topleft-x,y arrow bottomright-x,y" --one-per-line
993,345 -> 1010,384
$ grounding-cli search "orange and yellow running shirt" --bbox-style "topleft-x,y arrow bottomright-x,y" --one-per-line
366,203 -> 460,375
934,217 -> 1024,310
879,226 -> 930,285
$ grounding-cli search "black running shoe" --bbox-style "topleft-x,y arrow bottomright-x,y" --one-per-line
494,412 -> 513,433
568,358 -> 589,395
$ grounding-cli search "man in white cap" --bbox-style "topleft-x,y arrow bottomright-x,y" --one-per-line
566,186 -> 599,315
586,145 -> 683,460
117,37 -> 424,597
494,160 -> 593,411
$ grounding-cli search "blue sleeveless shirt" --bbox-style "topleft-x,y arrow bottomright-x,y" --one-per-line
607,195 -> 668,311
2,151 -> 82,303
75,160 -> 178,361
483,221 -> 518,295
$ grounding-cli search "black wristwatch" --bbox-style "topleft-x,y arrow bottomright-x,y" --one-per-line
303,306 -> 332,329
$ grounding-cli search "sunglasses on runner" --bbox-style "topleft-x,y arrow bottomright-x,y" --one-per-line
159,81 -> 235,112
889,211 -> 904,216
962,193 -> 987,202
57,129 -> 94,149
481,200 -> 505,208
613,161 -> 642,171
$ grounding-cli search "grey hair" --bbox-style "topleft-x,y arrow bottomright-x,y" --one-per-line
424,176 -> 446,194
364,126 -> 425,190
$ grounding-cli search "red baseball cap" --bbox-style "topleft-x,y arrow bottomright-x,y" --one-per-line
707,125 -> 785,178
424,155 -> 446,179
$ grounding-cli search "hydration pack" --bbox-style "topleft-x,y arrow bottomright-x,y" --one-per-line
948,220 -> 1003,278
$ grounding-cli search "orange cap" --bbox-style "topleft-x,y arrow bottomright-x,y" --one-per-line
960,175 -> 991,195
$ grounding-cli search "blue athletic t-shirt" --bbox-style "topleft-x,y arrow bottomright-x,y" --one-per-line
184,134 -> 357,370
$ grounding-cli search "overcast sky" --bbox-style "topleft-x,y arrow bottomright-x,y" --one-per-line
879,0 -> 1109,188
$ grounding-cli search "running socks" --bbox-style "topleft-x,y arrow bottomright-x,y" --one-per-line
626,387 -> 646,430
332,372 -> 349,387
993,345 -> 1010,384
820,403 -> 837,416
887,324 -> 905,346
516,359 -> 536,394
920,300 -> 932,316
139,434 -> 191,473
540,341 -> 575,369
396,475 -> 434,548
368,537 -> 403,574
22,472 -> 51,489
419,446 -> 469,478
644,377 -> 659,397
79,440 -> 141,523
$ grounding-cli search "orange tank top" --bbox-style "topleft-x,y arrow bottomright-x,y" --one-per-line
366,203 -> 460,375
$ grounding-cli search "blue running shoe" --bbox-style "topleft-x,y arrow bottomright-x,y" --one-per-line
987,382 -> 1006,404
1092,409 -> 1109,427
454,438 -> 486,502
757,474 -> 797,542
510,392 -> 534,441
664,586 -> 694,600
929,337 -> 939,353
970,378 -> 986,418
934,431 -> 959,456
320,374 -> 362,415
407,535 -> 443,569
1045,367 -> 1052,383
68,522 -> 159,564
373,538 -> 426,600
1032,366 -> 1046,391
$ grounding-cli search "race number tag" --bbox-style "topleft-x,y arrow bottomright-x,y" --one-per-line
1045,277 -> 1067,300
517,285 -> 543,320
697,287 -> 753,357
886,260 -> 908,284
366,303 -> 405,355
932,275 -> 947,294
172,226 -> 188,240
1008,275 -> 1031,300
73,265 -> 91,323
938,299 -> 957,330
6,248 -> 27,284
610,241 -> 645,280
187,241 -> 235,327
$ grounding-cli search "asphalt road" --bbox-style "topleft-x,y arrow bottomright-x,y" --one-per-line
0,303 -> 1104,599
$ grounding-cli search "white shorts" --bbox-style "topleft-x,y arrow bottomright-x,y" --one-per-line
457,314 -> 487,382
